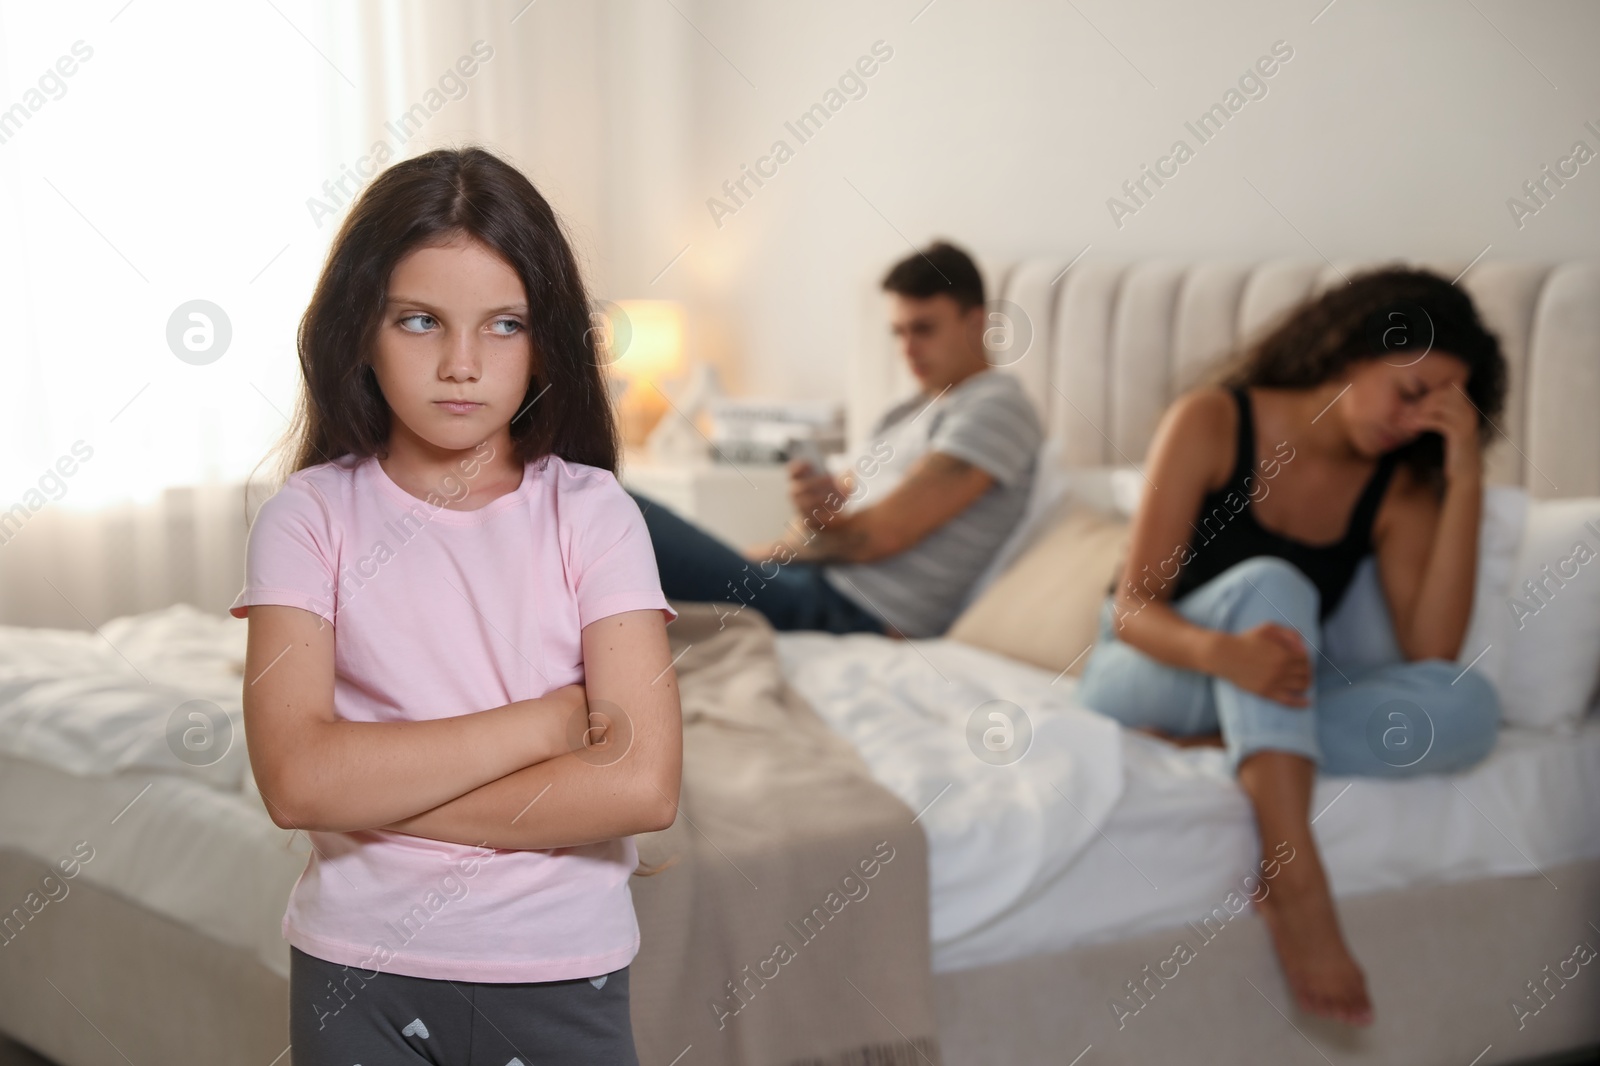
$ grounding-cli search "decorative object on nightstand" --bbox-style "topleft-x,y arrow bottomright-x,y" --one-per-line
705,397 -> 845,465
645,362 -> 723,462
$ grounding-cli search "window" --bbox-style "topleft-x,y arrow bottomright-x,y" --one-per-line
0,0 -> 352,508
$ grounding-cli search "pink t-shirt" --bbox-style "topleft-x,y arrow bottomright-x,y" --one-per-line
229,450 -> 677,982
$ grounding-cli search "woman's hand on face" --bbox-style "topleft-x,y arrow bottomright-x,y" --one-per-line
1407,382 -> 1482,483
1216,623 -> 1312,707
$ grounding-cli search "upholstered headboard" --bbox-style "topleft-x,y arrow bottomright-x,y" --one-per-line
853,259 -> 1600,499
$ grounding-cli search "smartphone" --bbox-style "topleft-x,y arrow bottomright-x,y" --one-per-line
786,437 -> 827,473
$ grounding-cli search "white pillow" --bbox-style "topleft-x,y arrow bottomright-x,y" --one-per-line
1453,485 -> 1529,693
959,437 -> 1140,607
1321,486 -> 1525,680
1496,496 -> 1600,731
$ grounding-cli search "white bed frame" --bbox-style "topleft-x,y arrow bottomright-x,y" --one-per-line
2,258 -> 1596,1066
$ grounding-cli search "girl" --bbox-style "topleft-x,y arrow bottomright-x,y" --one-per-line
1077,268 -> 1506,1028
233,146 -> 682,1065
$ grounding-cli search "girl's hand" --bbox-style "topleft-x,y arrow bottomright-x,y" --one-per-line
527,683 -> 592,761
1405,383 -> 1482,485
1214,624 -> 1311,707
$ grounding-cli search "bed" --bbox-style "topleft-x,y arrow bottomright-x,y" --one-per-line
1,257 -> 1597,1066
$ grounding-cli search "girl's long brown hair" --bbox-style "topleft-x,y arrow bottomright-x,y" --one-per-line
253,147 -> 681,876
1209,266 -> 1508,491
268,145 -> 618,484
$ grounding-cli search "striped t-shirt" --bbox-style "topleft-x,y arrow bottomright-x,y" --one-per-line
823,369 -> 1042,638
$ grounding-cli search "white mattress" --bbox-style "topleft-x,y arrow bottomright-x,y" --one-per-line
1,608 -> 1596,986
773,633 -> 1600,975
0,604 -> 312,980
0,751 -> 306,980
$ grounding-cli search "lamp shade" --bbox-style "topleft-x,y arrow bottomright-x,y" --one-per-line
611,300 -> 686,383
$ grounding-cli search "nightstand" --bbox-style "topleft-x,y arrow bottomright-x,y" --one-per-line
619,449 -> 797,550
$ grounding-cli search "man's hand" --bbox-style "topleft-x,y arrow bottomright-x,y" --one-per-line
765,451 -> 994,566
788,459 -> 849,531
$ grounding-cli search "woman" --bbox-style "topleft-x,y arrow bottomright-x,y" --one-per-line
1077,267 -> 1506,1027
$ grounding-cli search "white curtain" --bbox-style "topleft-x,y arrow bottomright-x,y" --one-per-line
0,1 -> 337,510
0,0 -> 586,625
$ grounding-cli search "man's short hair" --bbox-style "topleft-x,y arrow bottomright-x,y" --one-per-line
881,240 -> 985,312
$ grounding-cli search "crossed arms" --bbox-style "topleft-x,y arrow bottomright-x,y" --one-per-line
240,604 -> 682,851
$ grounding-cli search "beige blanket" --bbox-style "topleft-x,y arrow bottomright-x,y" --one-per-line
629,602 -> 942,1066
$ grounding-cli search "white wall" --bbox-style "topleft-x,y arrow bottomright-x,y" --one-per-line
9,0 -> 1590,512
570,0 -> 1600,406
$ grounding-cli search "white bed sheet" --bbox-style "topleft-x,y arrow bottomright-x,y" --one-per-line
774,633 -> 1600,975
0,605 -> 250,790
773,632 -> 1126,952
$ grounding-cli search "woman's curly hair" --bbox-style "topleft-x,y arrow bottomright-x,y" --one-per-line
1210,266 -> 1508,491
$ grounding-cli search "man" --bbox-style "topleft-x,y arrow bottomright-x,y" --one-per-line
628,240 -> 1042,637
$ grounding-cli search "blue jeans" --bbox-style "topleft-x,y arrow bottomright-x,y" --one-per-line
628,491 -> 888,635
1077,556 -> 1500,777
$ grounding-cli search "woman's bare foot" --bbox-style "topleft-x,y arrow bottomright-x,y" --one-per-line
1134,726 -> 1225,749
1236,751 -> 1372,1027
1255,863 -> 1373,1026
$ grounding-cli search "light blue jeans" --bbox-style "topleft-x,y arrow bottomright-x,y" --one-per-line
1077,557 -> 1500,777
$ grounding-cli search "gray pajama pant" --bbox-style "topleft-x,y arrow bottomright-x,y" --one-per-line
289,946 -> 640,1065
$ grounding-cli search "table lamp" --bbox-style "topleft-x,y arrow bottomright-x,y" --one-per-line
610,300 -> 686,449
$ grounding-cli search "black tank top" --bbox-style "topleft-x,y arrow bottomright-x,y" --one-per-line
1160,387 -> 1402,619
